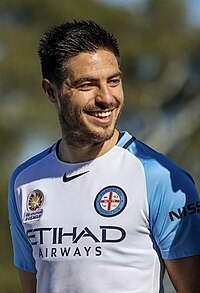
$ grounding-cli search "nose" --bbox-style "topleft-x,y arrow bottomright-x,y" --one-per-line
95,84 -> 113,106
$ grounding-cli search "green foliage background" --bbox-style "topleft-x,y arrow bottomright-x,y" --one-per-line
0,0 -> 199,292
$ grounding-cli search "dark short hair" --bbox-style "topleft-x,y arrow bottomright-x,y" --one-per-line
38,20 -> 120,87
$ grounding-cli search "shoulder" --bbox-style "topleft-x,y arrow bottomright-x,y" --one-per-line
133,139 -> 195,194
9,143 -> 56,190
123,134 -> 195,187
118,132 -> 197,203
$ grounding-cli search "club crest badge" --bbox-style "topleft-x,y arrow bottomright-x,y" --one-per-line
94,186 -> 127,217
23,190 -> 44,223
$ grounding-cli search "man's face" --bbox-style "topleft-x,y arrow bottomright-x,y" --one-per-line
56,49 -> 124,147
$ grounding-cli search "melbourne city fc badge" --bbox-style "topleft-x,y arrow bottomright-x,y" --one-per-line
94,186 -> 127,217
23,190 -> 44,223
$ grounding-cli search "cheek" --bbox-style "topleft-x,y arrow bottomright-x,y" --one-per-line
56,97 -> 72,119
114,87 -> 124,104
73,90 -> 92,103
59,91 -> 95,116
119,84 -> 124,98
61,97 -> 83,121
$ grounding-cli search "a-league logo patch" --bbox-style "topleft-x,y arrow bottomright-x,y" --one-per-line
94,186 -> 127,217
23,190 -> 44,223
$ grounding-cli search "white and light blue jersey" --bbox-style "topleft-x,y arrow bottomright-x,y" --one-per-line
8,131 -> 200,293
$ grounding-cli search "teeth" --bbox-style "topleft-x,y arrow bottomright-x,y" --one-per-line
92,111 -> 111,118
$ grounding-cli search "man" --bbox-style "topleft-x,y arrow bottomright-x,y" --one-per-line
8,20 -> 200,293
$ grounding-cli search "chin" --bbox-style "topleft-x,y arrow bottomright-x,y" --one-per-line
89,127 -> 115,144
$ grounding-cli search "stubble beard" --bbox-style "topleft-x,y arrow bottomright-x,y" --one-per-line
59,103 -> 122,148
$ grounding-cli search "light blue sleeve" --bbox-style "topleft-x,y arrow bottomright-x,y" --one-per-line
8,169 -> 37,272
134,140 -> 200,259
8,147 -> 52,272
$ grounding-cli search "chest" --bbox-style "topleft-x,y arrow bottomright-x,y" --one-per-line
16,150 -> 152,261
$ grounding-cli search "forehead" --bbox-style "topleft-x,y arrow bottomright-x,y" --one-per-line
65,50 -> 120,78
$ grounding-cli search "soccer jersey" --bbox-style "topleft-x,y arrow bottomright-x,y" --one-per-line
8,131 -> 200,293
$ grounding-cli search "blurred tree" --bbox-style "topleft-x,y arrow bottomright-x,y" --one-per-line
117,0 -> 200,191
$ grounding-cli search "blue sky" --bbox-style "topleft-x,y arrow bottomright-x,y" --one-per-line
185,0 -> 200,27
98,0 -> 200,27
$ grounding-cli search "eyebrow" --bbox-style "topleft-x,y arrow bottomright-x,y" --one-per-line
70,71 -> 122,87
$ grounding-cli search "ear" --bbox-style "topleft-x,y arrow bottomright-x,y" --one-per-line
42,79 -> 58,103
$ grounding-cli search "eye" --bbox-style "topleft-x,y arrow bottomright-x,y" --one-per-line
78,83 -> 94,91
108,78 -> 121,86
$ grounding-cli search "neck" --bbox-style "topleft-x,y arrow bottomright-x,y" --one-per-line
58,129 -> 119,163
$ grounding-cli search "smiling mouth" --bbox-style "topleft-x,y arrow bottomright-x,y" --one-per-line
86,110 -> 112,118
91,111 -> 112,118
